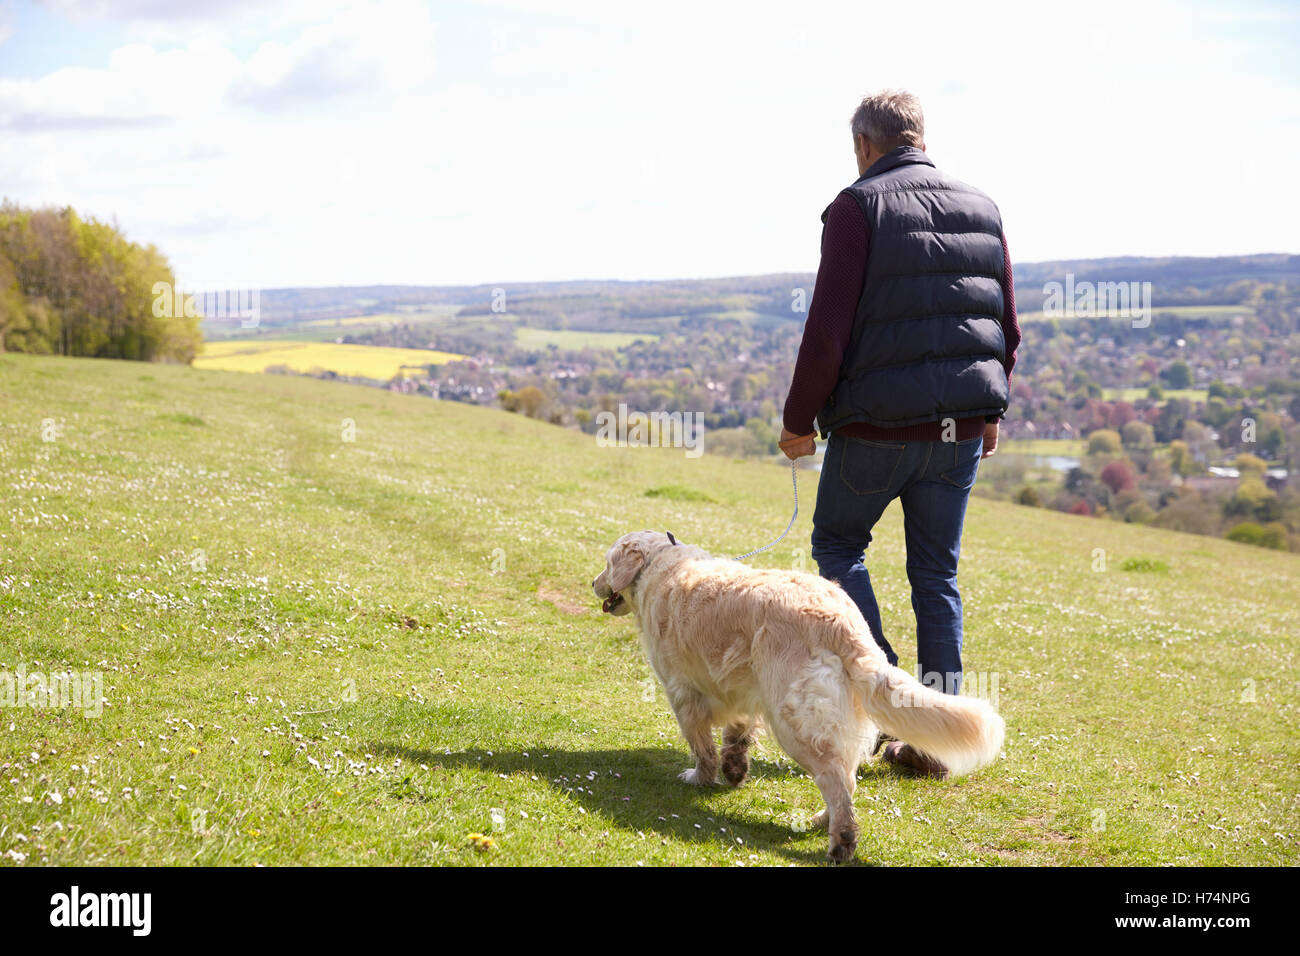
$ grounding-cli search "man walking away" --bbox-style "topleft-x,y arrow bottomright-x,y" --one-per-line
779,90 -> 1021,778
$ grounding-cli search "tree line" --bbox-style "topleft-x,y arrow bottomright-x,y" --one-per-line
0,201 -> 201,362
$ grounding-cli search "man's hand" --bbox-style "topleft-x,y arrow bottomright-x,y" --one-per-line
779,428 -> 817,461
981,421 -> 999,458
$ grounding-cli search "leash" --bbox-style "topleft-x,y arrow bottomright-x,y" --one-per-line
733,458 -> 800,561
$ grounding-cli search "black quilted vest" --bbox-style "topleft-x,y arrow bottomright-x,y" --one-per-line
816,147 -> 1009,435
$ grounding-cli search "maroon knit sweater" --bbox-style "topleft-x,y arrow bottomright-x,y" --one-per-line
783,193 -> 1020,441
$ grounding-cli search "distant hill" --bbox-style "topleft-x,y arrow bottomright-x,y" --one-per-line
246,254 -> 1298,332
1010,254 -> 1299,312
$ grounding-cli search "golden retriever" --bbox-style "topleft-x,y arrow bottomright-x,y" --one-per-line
592,530 -> 1005,862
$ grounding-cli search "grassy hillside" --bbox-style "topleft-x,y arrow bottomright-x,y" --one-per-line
1,353 -> 1296,866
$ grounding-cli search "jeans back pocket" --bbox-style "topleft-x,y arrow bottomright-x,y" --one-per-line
839,437 -> 906,496
939,436 -> 983,489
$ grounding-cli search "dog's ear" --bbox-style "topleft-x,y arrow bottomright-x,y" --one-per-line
608,541 -> 646,593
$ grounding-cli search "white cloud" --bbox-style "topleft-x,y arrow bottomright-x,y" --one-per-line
40,0 -> 271,22
2,0 -> 433,128
232,0 -> 435,107
0,40 -> 239,130
4,0 -> 1297,286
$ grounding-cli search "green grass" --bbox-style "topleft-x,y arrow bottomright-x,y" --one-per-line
643,484 -> 717,503
1119,557 -> 1170,573
0,353 -> 1296,866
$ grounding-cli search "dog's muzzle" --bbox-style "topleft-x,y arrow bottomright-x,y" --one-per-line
594,570 -> 631,616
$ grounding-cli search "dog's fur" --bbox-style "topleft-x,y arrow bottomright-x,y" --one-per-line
592,530 -> 1005,862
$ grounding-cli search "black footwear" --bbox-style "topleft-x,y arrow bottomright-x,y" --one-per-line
880,741 -> 949,780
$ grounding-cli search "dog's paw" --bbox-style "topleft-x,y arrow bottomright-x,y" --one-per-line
721,751 -> 749,786
826,834 -> 858,864
678,768 -> 714,786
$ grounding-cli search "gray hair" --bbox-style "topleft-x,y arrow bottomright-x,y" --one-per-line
850,90 -> 925,150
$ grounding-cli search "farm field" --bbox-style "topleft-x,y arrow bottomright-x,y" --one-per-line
289,309 -> 464,341
1103,388 -> 1209,403
1000,438 -> 1088,458
194,339 -> 464,379
512,327 -> 657,351
206,313 -> 662,354
1,353 -> 1296,866
201,308 -> 463,343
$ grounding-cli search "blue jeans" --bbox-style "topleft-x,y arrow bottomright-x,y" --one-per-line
811,432 -> 983,694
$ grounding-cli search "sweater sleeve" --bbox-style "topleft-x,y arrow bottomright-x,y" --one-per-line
1000,231 -> 1021,385
782,193 -> 869,436
987,231 -> 1022,423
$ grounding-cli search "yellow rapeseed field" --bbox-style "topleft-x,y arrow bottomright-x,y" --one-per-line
194,339 -> 465,380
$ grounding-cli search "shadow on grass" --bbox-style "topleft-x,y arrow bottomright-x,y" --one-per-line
373,741 -> 885,866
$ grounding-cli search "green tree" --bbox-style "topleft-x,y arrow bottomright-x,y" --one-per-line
1225,476 -> 1280,523
1124,500 -> 1155,524
1234,453 -> 1267,477
1014,485 -> 1041,507
1120,420 -> 1154,449
1168,439 -> 1197,476
0,201 -> 200,362
1087,429 -> 1123,456
1226,522 -> 1265,546
1162,360 -> 1192,389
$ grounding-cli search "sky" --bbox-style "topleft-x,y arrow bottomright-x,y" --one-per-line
1,0 -> 1298,289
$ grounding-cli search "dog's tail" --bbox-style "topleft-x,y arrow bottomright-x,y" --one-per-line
852,661 -> 1004,778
